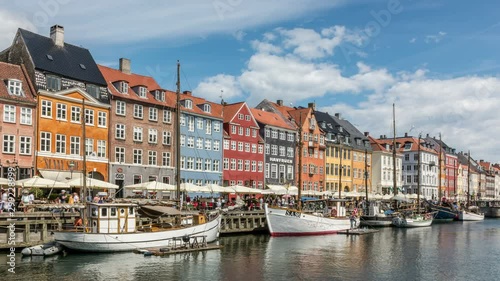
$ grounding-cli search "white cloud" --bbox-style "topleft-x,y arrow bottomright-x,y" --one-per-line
424,31 -> 447,43
196,25 -> 500,162
277,25 -> 369,60
194,74 -> 243,102
409,37 -> 416,43
320,75 -> 500,162
233,30 -> 246,41
0,10 -> 36,50
0,0 -> 344,49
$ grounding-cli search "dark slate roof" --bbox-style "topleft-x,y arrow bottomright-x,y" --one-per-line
314,111 -> 348,136
19,29 -> 106,86
314,110 -> 372,152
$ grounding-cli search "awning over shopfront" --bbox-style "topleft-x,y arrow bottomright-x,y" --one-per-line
39,170 -> 83,183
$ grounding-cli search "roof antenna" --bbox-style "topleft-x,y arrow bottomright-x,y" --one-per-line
220,89 -> 224,105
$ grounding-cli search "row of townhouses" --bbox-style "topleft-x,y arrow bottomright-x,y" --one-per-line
0,25 -> 498,199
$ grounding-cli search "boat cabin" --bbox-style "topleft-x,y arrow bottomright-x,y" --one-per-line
87,203 -> 137,234
327,199 -> 350,217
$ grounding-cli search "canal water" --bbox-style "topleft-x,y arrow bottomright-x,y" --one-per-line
1,219 -> 499,281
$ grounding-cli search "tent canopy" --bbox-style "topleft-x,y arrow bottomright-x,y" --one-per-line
124,181 -> 176,191
67,177 -> 119,189
15,176 -> 69,188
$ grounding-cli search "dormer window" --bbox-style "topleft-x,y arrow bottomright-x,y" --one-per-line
7,79 -> 23,96
119,81 -> 128,94
154,90 -> 165,101
138,86 -> 147,98
203,104 -> 211,113
46,75 -> 61,91
404,143 -> 412,150
184,99 -> 192,109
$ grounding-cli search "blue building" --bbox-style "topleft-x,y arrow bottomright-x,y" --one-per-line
179,91 -> 223,186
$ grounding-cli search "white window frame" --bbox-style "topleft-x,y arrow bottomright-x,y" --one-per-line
115,124 -> 125,139
133,104 -> 143,119
3,135 -> 15,153
20,107 -> 32,125
98,112 -> 107,127
19,136 -> 32,155
149,107 -> 158,121
3,105 -> 15,123
56,103 -> 67,121
70,136 -> 80,155
116,101 -> 126,116
71,106 -> 81,123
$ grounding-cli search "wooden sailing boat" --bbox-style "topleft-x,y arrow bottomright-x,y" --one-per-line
361,104 -> 396,227
392,133 -> 434,227
264,108 -> 352,236
53,61 -> 221,252
457,151 -> 484,221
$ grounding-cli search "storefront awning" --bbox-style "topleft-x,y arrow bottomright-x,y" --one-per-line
39,170 -> 83,183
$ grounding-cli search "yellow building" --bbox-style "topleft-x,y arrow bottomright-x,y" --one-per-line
35,88 -> 110,181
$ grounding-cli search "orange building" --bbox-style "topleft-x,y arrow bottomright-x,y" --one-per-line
35,88 -> 110,181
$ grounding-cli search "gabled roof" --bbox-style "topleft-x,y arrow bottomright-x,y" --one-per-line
0,62 -> 36,104
180,93 -> 223,119
222,102 -> 245,123
369,135 -> 403,156
250,108 -> 296,130
17,29 -> 106,86
98,65 -> 175,107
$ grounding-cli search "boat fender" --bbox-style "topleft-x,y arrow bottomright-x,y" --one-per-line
425,214 -> 431,220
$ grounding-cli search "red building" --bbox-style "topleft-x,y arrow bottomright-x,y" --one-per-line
222,102 -> 264,188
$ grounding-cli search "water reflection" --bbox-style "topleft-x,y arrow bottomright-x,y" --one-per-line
1,220 -> 499,281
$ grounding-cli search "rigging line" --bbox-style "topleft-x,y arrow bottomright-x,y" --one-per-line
180,67 -> 193,93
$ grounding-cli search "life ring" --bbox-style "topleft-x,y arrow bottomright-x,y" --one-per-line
331,208 -> 337,217
425,214 -> 431,220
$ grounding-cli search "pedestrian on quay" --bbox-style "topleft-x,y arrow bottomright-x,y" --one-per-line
59,190 -> 68,203
350,207 -> 358,229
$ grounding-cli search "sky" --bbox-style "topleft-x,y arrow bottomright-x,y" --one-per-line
1,0 -> 500,163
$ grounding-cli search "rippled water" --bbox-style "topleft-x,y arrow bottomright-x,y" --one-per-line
1,219 -> 499,281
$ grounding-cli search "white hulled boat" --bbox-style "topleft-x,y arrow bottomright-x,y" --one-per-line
458,207 -> 484,221
264,199 -> 352,236
392,213 -> 433,228
54,203 -> 221,252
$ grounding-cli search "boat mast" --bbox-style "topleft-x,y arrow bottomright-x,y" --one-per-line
438,133 -> 442,201
175,61 -> 182,219
297,112 -> 303,210
364,148 -> 368,201
82,98 -> 87,201
392,103 -> 397,196
467,151 -> 471,207
417,134 -> 421,213
339,141 -> 343,199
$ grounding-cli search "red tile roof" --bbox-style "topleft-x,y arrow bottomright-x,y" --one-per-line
375,136 -> 437,154
98,64 -> 175,107
250,108 -> 296,130
222,102 -> 245,123
179,92 -> 223,119
0,62 -> 36,104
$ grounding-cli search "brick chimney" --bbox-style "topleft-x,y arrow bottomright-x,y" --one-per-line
364,132 -> 369,137
277,100 -> 283,106
183,91 -> 192,96
50,25 -> 64,47
308,102 -> 315,110
335,113 -> 341,119
119,58 -> 131,74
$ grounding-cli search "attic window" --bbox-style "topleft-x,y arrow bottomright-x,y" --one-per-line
80,64 -> 86,70
184,99 -> 192,109
154,90 -> 165,101
138,86 -> 147,98
7,79 -> 23,96
119,81 -> 128,94
46,54 -> 53,61
203,104 -> 211,113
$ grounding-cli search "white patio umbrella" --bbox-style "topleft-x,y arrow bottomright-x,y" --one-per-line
124,181 -> 176,191
228,185 -> 262,194
204,184 -> 229,193
180,183 -> 211,193
16,176 -> 69,188
67,177 -> 119,189
0,177 -> 11,185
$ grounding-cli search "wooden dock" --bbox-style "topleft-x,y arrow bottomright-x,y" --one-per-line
134,235 -> 221,256
338,228 -> 380,235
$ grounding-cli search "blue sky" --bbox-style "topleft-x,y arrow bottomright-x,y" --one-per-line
1,0 -> 500,162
